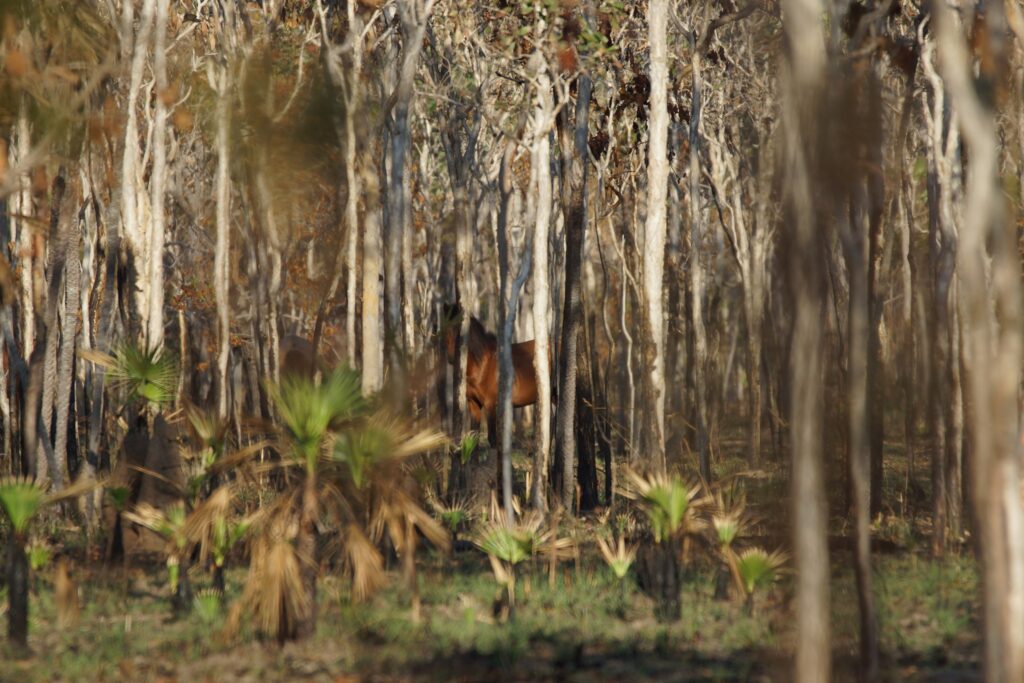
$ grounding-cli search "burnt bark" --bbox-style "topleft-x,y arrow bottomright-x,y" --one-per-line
554,66 -> 592,511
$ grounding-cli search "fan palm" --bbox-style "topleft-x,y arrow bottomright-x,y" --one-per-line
620,468 -> 706,545
184,484 -> 249,594
81,341 -> 178,408
620,468 -> 706,623
124,502 -> 193,613
225,368 -> 449,642
709,489 -> 751,600
0,476 -> 97,648
734,547 -> 787,612
596,535 -> 637,581
474,509 -> 572,610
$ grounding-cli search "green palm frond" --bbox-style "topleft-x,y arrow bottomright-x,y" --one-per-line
194,589 -> 223,625
710,482 -> 750,549
458,431 -> 480,464
0,476 -> 47,534
27,539 -> 52,571
185,404 -> 230,459
332,412 -> 446,489
620,468 -> 706,543
106,486 -> 131,511
474,512 -> 553,566
333,423 -> 391,488
735,547 -> 788,596
82,342 -> 179,405
431,496 -> 471,534
267,367 -> 366,468
712,509 -> 745,549
596,535 -> 637,580
476,522 -> 532,566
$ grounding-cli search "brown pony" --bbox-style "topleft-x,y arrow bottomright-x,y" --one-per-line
442,304 -> 550,437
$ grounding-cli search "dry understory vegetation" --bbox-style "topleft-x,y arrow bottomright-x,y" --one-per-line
0,0 -> 1022,681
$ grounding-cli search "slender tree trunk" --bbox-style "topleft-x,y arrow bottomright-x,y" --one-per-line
643,0 -> 669,472
780,0 -> 830,679
530,50 -> 553,511
921,37 -> 959,554
845,194 -> 880,681
385,4 -> 429,374
121,0 -> 156,334
687,47 -> 709,482
146,0 -> 169,350
555,63 -> 591,512
361,160 -> 384,395
497,141 -> 531,522
214,68 -> 232,420
344,6 -> 364,367
14,109 -> 34,370
6,533 -> 28,649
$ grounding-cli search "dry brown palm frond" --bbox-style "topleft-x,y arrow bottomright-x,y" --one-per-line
184,485 -> 234,564
390,424 -> 448,460
229,489 -> 302,570
343,523 -> 386,602
371,480 -> 451,554
77,347 -> 117,370
486,490 -> 523,522
128,464 -> 187,498
206,439 -> 272,477
227,533 -> 310,642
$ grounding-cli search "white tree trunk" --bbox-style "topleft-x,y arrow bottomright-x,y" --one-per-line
530,49 -> 553,511
934,4 -> 1024,681
361,167 -> 384,394
779,0 -> 829,679
214,71 -> 232,420
121,0 -> 155,333
146,0 -> 169,349
14,110 -> 34,361
644,0 -> 669,470
344,3 -> 363,367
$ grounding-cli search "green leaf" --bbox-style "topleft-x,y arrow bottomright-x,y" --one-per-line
27,539 -> 52,571
0,477 -> 47,534
459,432 -> 480,464
334,424 -> 393,489
100,341 -> 179,406
267,367 -> 366,470
477,526 -> 531,566
107,486 -> 131,511
194,589 -> 223,625
735,547 -> 787,595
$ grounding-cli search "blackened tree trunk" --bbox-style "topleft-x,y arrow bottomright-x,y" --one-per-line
6,532 -> 29,649
554,59 -> 592,512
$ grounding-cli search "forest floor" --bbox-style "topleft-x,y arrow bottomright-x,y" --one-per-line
0,440 -> 980,682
